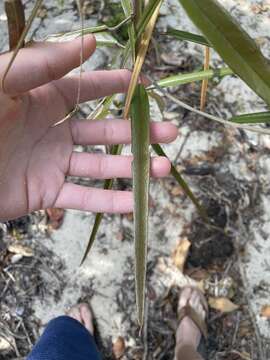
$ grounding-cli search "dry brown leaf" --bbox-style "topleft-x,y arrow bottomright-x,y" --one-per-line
186,268 -> 209,282
260,305 -> 270,318
239,322 -> 252,337
8,243 -> 33,257
116,231 -> 124,241
112,336 -> 125,359
208,297 -> 239,313
172,237 -> 191,272
46,208 -> 65,229
231,350 -> 251,360
170,186 -> 183,196
197,280 -> 205,293
124,213 -> 134,222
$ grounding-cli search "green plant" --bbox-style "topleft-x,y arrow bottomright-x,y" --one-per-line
4,0 -> 270,329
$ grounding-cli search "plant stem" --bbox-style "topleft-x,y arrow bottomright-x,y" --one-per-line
200,46 -> 210,110
5,0 -> 25,50
134,0 -> 144,28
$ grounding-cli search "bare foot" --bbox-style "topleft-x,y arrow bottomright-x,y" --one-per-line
66,303 -> 94,335
176,287 -> 207,350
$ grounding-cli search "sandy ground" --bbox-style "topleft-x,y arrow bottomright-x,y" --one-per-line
1,0 -> 270,359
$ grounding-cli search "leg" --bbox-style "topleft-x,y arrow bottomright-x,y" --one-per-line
27,303 -> 101,360
174,287 -> 208,360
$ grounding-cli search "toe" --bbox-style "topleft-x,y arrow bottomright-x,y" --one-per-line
79,303 -> 94,335
67,306 -> 82,323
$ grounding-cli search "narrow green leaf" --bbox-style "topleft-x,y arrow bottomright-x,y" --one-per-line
121,0 -> 136,62
81,35 -> 133,261
136,0 -> 162,39
80,145 -> 122,265
88,95 -> 115,120
94,32 -> 125,48
80,211 -> 105,265
121,0 -> 162,66
152,144 -> 208,223
178,0 -> 270,107
230,111 -> 270,124
131,85 -> 150,327
147,67 -> 233,90
47,28 -> 124,48
134,0 -> 144,27
166,28 -> 210,47
121,0 -> 133,15
148,90 -> 166,113
80,179 -> 112,265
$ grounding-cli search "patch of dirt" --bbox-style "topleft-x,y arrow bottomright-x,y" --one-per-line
0,215 -> 66,359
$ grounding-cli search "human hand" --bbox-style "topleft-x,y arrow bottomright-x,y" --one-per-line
0,36 -> 177,221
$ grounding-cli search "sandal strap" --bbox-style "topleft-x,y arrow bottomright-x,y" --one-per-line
178,305 -> 208,339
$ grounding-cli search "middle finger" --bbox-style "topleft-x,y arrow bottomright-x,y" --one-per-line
68,153 -> 171,179
70,119 -> 178,145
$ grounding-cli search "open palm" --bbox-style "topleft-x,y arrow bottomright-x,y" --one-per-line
0,36 -> 177,221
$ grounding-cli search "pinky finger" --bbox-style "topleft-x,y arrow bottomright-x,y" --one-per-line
54,183 -> 133,213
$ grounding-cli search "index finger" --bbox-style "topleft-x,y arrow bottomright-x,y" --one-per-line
54,69 -> 132,108
0,36 -> 96,95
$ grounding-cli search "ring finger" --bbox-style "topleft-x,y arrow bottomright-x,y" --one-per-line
68,153 -> 171,179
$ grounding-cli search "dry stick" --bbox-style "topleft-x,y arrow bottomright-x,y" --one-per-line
52,0 -> 85,127
0,320 -> 26,340
20,320 -> 33,347
5,0 -> 25,50
231,311 -> 240,346
200,46 -> 210,111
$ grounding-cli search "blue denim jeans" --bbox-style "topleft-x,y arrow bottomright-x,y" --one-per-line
27,316 -> 102,360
